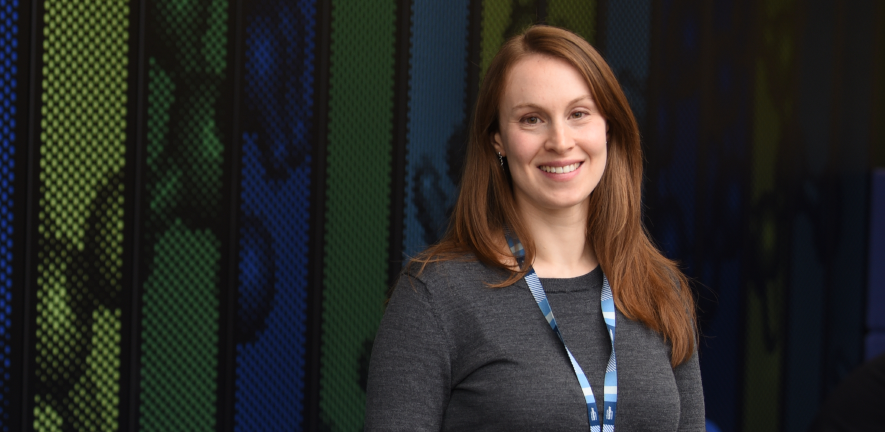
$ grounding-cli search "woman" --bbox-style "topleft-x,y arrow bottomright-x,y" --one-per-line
365,25 -> 704,431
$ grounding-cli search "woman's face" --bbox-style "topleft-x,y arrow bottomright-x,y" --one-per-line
493,54 -> 608,216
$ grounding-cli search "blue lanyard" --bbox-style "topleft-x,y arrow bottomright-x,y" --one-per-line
506,236 -> 618,432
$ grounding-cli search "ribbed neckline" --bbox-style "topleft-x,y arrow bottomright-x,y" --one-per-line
536,265 -> 603,293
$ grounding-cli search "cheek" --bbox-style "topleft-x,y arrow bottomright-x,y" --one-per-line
502,132 -> 537,164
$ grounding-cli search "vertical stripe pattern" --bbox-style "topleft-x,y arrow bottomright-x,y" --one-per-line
320,0 -> 396,430
32,0 -> 131,430
234,0 -> 316,430
138,0 -> 232,429
0,0 -> 20,428
402,0 -> 470,259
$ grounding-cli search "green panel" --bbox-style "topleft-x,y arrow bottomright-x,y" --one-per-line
140,220 -> 220,431
32,0 -> 131,430
479,0 -> 597,90
320,0 -> 396,430
138,0 -> 230,429
546,0 -> 596,44
480,0 -> 540,79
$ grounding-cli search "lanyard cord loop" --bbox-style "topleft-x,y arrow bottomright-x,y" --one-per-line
506,235 -> 618,431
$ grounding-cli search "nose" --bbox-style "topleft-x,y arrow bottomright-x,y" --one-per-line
545,120 -> 573,154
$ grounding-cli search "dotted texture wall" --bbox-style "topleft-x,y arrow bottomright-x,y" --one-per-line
31,0 -> 131,430
781,2 -> 872,431
642,2 -> 878,430
479,0 -> 595,80
234,0 -> 315,430
0,0 -> 21,429
741,2 -> 793,429
644,2 -> 750,431
138,0 -> 232,430
868,171 -> 885,358
480,0 -> 539,79
545,0 -> 596,44
603,0 -> 648,130
402,0 -> 470,259
320,0 -> 396,430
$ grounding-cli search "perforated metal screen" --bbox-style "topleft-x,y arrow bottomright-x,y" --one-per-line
0,0 -> 21,429
1,1 -> 882,431
138,0 -> 233,430
319,1 -> 396,430
402,0 -> 470,259
30,0 -> 132,430
234,0 -> 316,430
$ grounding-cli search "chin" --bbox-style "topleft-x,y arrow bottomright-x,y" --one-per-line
540,196 -> 592,211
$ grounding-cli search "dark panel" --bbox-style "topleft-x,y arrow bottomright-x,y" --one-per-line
818,0 -> 873,403
304,0 -> 332,429
785,2 -> 873,430
645,1 -> 753,430
866,170 -> 885,358
603,0 -> 649,131
2,0 -> 31,430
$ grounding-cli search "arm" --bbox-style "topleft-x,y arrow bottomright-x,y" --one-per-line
364,274 -> 452,431
674,349 -> 706,431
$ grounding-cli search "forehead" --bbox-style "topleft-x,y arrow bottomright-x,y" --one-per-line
500,54 -> 591,104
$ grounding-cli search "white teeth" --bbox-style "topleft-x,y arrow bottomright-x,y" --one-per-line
541,162 -> 581,174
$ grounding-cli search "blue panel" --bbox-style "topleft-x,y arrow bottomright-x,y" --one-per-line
866,333 -> 885,360
402,0 -> 470,259
234,1 -> 316,430
0,0 -> 18,429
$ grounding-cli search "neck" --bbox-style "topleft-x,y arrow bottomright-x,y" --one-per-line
518,199 -> 598,278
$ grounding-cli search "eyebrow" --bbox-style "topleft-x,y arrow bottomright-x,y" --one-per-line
510,95 -> 594,111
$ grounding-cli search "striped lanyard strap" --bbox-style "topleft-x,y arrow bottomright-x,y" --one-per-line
506,236 -> 618,432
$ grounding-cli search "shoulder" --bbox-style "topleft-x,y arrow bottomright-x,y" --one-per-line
399,254 -> 509,295
388,255 -> 521,324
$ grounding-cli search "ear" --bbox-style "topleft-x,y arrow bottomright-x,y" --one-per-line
492,132 -> 505,156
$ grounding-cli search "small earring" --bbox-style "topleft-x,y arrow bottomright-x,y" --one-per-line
497,152 -> 504,168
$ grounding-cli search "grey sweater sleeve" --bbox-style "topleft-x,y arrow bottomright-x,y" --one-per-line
364,274 -> 451,431
675,349 -> 705,431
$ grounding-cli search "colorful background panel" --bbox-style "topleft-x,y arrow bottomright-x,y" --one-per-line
27,0 -> 138,430
137,0 -> 236,430
234,0 -> 316,430
319,1 -> 396,429
2,0 -> 883,431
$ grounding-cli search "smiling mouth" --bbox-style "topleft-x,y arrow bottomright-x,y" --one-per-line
539,162 -> 582,174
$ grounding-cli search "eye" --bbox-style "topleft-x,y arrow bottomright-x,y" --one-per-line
571,111 -> 589,119
522,116 -> 540,125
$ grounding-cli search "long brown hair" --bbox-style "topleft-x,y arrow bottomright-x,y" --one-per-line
410,25 -> 697,367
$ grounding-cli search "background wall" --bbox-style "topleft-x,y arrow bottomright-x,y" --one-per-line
2,0 -> 884,431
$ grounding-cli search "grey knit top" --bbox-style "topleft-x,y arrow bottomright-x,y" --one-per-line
365,258 -> 705,431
